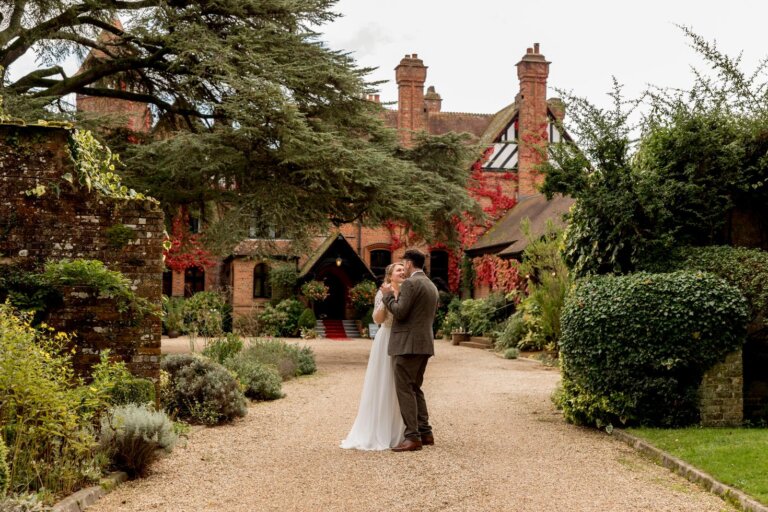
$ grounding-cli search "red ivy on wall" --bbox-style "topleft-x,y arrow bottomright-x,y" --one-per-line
382,145 -> 523,294
163,209 -> 216,273
472,254 -> 525,294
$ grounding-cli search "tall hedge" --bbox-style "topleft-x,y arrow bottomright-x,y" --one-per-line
558,271 -> 748,427
642,246 -> 768,328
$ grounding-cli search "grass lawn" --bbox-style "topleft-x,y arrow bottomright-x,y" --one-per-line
629,427 -> 768,505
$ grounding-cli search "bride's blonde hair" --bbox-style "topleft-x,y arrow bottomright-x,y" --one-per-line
384,262 -> 403,284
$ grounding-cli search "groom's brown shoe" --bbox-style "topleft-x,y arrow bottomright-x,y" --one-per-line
421,433 -> 434,446
392,438 -> 422,452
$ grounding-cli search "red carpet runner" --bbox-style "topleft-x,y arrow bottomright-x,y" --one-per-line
322,319 -> 348,339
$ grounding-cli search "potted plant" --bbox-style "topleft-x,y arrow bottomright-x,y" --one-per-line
163,296 -> 185,338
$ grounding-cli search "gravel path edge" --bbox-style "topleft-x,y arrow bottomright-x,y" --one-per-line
612,429 -> 768,512
51,472 -> 128,512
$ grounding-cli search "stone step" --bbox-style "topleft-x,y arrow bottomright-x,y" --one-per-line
460,341 -> 493,350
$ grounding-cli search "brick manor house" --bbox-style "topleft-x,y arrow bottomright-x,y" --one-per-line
77,39 -> 571,320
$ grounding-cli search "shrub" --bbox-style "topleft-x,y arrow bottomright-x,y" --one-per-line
641,245 -> 768,328
296,345 -> 317,376
162,295 -> 185,334
255,304 -> 288,337
224,355 -> 283,401
90,352 -> 155,407
257,299 -> 304,337
504,348 -> 520,359
240,339 -> 316,380
297,308 -> 316,331
160,355 -> 247,425
268,264 -> 298,302
0,494 -> 51,512
360,307 -> 374,328
0,436 -> 8,497
181,291 -> 227,337
459,296 -> 504,336
0,305 -> 109,496
494,312 -> 527,351
99,404 -> 177,477
441,297 -> 464,334
300,326 -> 317,339
202,333 -> 244,365
110,379 -> 156,407
558,271 -> 748,428
233,306 -> 266,336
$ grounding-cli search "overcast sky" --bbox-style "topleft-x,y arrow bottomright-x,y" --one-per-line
8,0 -> 766,117
321,0 -> 768,115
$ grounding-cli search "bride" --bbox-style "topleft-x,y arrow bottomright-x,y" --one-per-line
340,262 -> 406,450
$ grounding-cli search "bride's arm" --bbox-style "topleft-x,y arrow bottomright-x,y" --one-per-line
372,290 -> 387,324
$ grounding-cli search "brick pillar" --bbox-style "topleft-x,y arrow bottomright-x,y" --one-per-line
395,53 -> 427,146
699,350 -> 744,427
516,43 -> 550,197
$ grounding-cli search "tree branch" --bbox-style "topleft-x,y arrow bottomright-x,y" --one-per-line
76,84 -> 215,119
11,65 -> 67,91
0,0 -> 28,46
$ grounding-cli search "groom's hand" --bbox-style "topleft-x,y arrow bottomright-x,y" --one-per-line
380,283 -> 394,295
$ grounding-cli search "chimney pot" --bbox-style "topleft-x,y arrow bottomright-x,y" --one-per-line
534,43 -> 540,53
413,53 -> 418,58
527,47 -> 533,54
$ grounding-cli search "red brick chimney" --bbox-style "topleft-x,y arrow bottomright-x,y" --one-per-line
516,43 -> 550,196
424,85 -> 442,113
395,53 -> 427,146
75,19 -> 151,133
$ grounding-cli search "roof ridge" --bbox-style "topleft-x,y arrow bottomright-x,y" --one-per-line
431,111 -> 494,117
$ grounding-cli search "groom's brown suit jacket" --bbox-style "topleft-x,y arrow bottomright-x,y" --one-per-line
383,271 -> 439,357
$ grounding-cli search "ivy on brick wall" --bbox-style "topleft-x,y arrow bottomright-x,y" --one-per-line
67,130 -> 150,201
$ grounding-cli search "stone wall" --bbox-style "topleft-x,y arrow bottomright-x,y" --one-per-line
698,350 -> 743,427
0,124 -> 163,379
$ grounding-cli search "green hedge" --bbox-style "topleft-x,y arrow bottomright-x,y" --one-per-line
642,246 -> 768,328
558,271 -> 748,427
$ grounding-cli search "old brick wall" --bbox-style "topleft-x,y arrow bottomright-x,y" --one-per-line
0,124 -> 163,379
698,350 -> 743,427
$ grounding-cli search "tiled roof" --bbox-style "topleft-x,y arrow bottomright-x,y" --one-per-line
477,102 -> 519,148
467,193 -> 575,256
426,112 -> 493,139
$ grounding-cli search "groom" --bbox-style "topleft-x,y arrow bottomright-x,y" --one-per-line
381,248 -> 439,452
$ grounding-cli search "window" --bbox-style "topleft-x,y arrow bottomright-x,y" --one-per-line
429,250 -> 449,291
184,267 -> 205,297
248,218 -> 285,239
189,216 -> 201,234
253,263 -> 271,298
369,249 -> 392,281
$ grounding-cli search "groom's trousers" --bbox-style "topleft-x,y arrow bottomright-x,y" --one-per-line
393,354 -> 432,440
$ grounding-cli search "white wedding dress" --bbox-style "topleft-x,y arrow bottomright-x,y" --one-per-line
340,291 -> 405,450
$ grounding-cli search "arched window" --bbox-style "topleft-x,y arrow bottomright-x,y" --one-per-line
369,249 -> 392,282
184,267 -> 205,297
253,263 -> 271,298
429,250 -> 449,291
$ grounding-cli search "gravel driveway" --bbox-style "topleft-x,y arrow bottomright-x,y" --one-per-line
90,338 -> 734,512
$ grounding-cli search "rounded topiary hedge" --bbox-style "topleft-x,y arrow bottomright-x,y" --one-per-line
558,270 -> 748,428
667,246 -> 768,328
